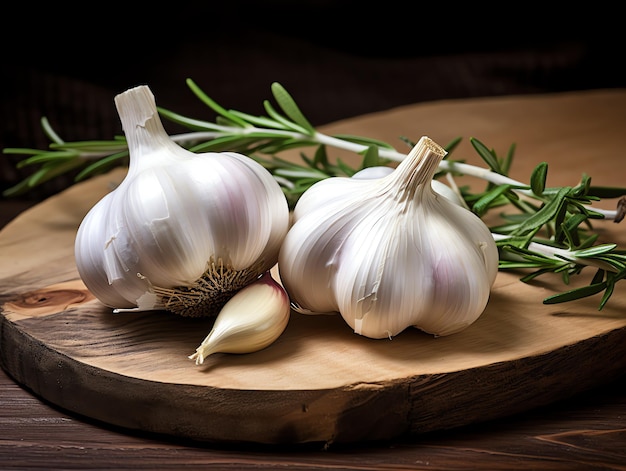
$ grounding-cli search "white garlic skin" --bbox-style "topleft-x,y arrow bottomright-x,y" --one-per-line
278,137 -> 498,339
74,85 -> 289,314
352,166 -> 463,206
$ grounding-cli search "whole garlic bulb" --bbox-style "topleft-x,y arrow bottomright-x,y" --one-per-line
75,85 -> 289,317
278,136 -> 498,339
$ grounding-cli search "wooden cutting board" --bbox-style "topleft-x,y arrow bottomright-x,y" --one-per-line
1,89 -> 626,446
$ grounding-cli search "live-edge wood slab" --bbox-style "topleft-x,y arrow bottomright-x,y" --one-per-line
1,89 -> 626,445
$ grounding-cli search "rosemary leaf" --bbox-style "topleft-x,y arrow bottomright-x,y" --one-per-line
512,186 -> 571,236
470,138 -> 503,174
270,82 -> 315,134
185,78 -> 250,128
530,162 -> 548,196
543,282 -> 607,305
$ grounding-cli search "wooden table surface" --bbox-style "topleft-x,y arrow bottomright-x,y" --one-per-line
2,89 -> 626,470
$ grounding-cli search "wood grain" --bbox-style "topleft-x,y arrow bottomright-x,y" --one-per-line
2,365 -> 625,470
1,89 -> 626,446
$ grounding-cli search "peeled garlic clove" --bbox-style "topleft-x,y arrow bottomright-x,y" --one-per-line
278,136 -> 499,339
74,85 -> 289,317
189,271 -> 291,364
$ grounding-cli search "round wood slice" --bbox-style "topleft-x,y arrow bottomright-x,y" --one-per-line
2,89 -> 626,446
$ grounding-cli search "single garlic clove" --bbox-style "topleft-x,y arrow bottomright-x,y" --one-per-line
188,271 -> 291,364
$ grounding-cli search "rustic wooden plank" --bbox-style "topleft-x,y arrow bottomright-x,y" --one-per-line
2,366 -> 626,469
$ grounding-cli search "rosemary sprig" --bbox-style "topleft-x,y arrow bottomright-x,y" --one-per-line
453,140 -> 626,310
3,78 -> 626,309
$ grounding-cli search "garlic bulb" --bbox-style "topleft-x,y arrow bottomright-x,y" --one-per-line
189,271 -> 291,364
278,136 -> 498,339
75,85 -> 289,317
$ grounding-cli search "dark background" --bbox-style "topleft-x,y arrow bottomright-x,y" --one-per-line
2,1 -> 624,203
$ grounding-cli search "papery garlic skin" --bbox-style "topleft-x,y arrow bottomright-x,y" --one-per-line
352,166 -> 463,206
278,136 -> 498,339
75,85 -> 289,317
189,271 -> 291,364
